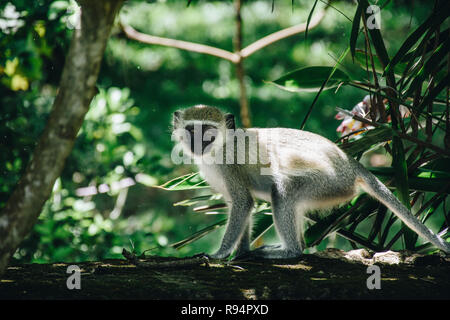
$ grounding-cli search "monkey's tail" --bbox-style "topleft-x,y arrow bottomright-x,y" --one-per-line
357,171 -> 450,253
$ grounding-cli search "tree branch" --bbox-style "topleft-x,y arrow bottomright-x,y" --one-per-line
119,22 -> 240,63
240,9 -> 326,58
119,7 -> 327,62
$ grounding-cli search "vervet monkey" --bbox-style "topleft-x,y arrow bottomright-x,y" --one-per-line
172,105 -> 450,259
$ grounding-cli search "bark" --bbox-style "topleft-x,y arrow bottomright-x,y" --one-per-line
233,0 -> 251,128
0,0 -> 124,275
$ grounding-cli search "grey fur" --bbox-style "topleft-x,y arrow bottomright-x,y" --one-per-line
173,105 -> 450,259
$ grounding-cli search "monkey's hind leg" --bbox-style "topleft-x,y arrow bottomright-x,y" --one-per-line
242,187 -> 303,260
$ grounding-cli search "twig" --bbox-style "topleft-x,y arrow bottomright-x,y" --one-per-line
122,248 -> 210,269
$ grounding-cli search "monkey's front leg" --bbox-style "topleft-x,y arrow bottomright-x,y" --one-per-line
210,195 -> 254,260
239,187 -> 304,260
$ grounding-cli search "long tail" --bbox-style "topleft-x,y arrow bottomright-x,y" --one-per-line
357,170 -> 450,253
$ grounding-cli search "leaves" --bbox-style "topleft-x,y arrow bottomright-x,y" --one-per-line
354,51 -> 407,76
384,3 -> 450,76
339,126 -> 393,156
171,219 -> 228,250
269,66 -> 350,93
157,172 -> 209,191
304,0 -> 318,41
349,0 -> 362,61
391,136 -> 416,250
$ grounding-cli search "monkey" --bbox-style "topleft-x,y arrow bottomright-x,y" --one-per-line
171,104 -> 450,259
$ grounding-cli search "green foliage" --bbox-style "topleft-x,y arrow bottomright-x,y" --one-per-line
158,172 -> 209,191
269,66 -> 350,92
0,0 -> 70,208
14,87 -> 182,263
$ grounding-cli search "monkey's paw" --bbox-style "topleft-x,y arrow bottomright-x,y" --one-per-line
234,245 -> 303,260
208,250 -> 232,260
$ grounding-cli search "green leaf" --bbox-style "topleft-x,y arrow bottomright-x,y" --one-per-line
354,51 -> 407,76
171,218 -> 228,250
300,48 -> 350,129
404,38 -> 450,98
391,136 -> 416,250
304,206 -> 351,247
358,0 -> 390,69
270,66 -> 351,93
350,1 -> 362,60
417,73 -> 450,112
384,3 -> 450,76
157,172 -> 209,191
250,209 -> 273,246
338,126 -> 393,156
193,203 -> 227,213
305,0 -> 318,41
391,136 -> 410,209
368,206 -> 387,244
368,166 -> 450,194
304,197 -> 383,251
174,194 -> 221,207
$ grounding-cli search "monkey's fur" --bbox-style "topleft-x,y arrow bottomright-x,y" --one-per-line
172,105 -> 450,259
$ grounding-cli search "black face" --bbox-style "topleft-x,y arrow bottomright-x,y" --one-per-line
185,124 -> 218,155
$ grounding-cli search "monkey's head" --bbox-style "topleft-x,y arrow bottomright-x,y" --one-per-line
172,105 -> 235,157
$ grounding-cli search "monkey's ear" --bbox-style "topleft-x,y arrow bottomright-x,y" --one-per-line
173,111 -> 181,128
225,113 -> 235,130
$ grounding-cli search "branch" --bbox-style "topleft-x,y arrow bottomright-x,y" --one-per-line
119,22 -> 240,63
240,9 -> 326,58
122,249 -> 210,269
119,8 -> 327,62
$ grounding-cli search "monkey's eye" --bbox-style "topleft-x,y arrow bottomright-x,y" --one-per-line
185,125 -> 195,134
203,130 -> 217,142
203,125 -> 216,132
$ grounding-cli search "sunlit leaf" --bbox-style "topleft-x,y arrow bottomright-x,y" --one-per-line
193,203 -> 227,213
157,172 -> 208,191
171,218 -> 227,250
174,194 -> 221,207
339,126 -> 393,156
269,66 -> 351,93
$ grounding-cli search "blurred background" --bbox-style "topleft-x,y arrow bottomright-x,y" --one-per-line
0,0 -> 439,263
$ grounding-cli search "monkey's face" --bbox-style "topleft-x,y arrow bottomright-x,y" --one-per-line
184,123 -> 219,156
172,106 -> 232,160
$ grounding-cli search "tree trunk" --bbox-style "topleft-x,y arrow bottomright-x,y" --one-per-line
234,0 -> 251,128
0,0 -> 124,275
